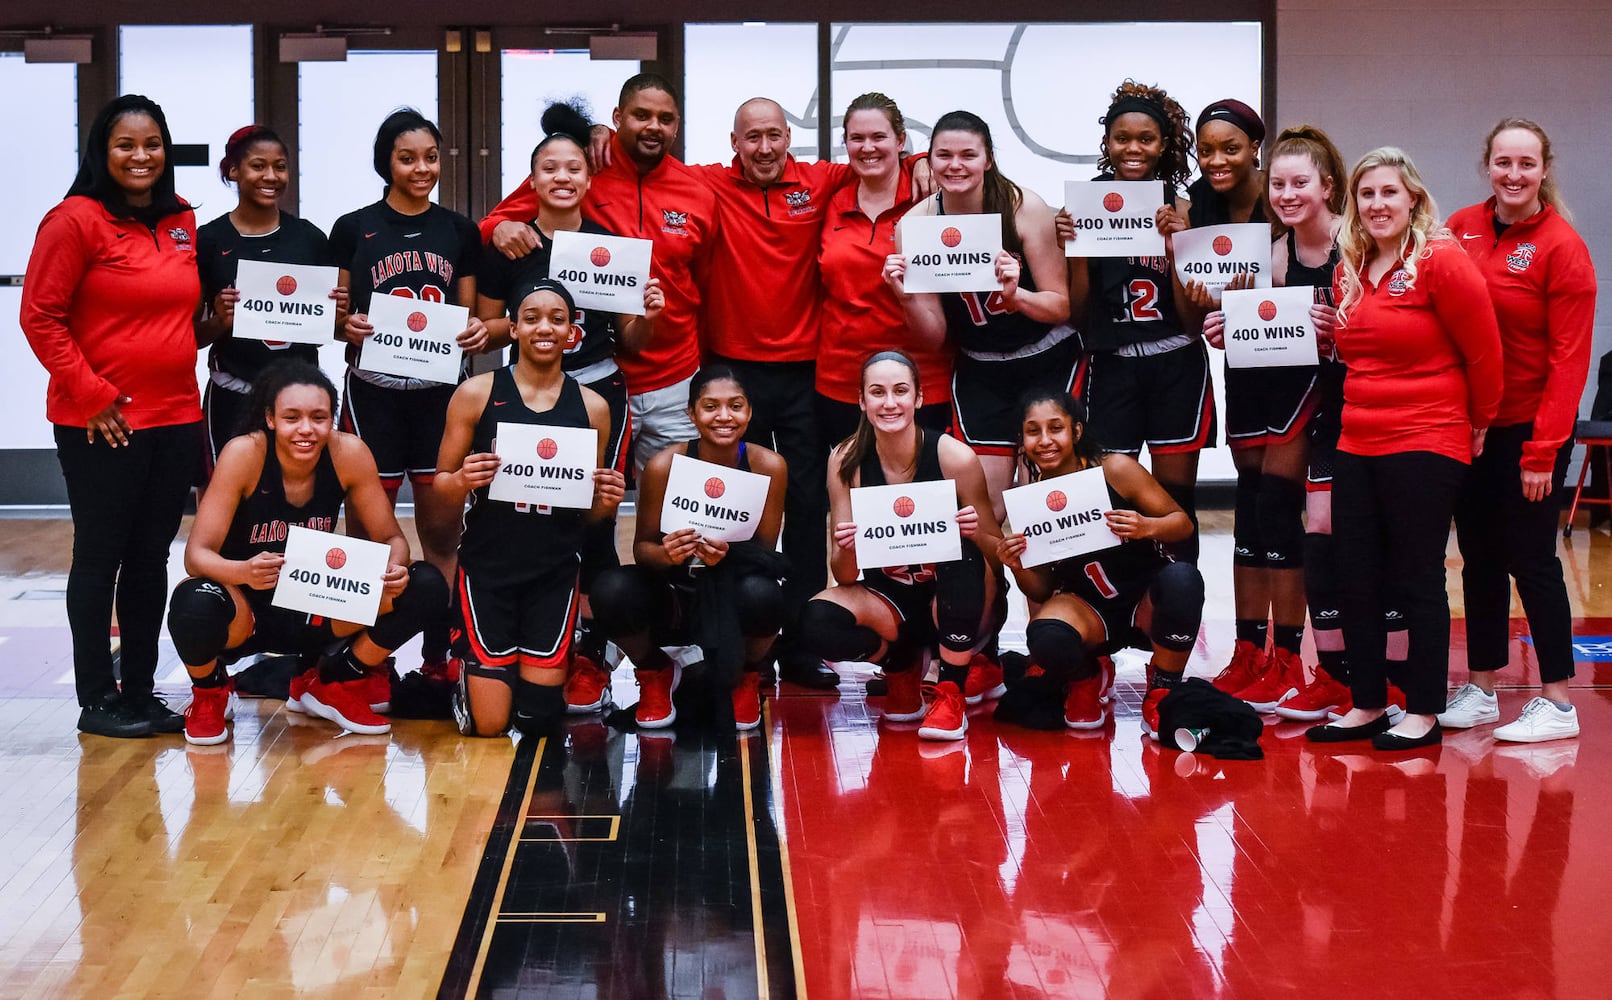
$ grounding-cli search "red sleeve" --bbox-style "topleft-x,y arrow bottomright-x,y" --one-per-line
1429,245 -> 1504,429
804,159 -> 856,195
18,203 -> 120,417
1524,239 -> 1598,472
477,183 -> 538,244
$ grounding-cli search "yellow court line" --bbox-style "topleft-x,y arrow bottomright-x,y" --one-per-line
739,730 -> 771,1000
765,701 -> 810,999
463,735 -> 546,998
496,912 -> 606,924
520,814 -> 621,842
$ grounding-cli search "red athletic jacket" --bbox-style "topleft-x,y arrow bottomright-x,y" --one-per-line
817,165 -> 952,404
481,135 -> 717,393
1332,238 -> 1504,463
21,196 -> 201,429
1446,199 -> 1597,473
689,156 -> 852,362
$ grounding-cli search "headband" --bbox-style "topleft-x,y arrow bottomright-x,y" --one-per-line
1196,99 -> 1265,144
1105,94 -> 1170,132
512,278 -> 576,317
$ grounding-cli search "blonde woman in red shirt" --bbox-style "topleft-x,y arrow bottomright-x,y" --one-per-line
1440,120 -> 1597,743
1305,148 -> 1502,750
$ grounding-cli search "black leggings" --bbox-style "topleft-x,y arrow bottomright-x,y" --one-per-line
1454,423 -> 1574,683
591,565 -> 786,651
55,422 -> 200,706
1332,449 -> 1466,716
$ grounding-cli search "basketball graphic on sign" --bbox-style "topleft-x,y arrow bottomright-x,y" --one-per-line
325,548 -> 347,570
590,246 -> 611,267
407,311 -> 427,332
1258,300 -> 1278,321
537,438 -> 558,460
1046,490 -> 1068,512
941,227 -> 962,248
1213,235 -> 1233,256
1103,192 -> 1124,212
893,496 -> 916,518
276,275 -> 298,295
705,478 -> 726,499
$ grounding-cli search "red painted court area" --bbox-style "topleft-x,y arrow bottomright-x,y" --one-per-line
770,622 -> 1612,999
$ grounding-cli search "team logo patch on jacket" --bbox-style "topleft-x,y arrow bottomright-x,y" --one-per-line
1506,241 -> 1538,274
169,227 -> 193,249
661,209 -> 689,234
784,189 -> 814,216
1387,268 -> 1411,296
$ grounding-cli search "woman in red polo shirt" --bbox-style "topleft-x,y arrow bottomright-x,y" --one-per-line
1305,147 -> 1502,750
21,94 -> 203,738
1441,119 -> 1596,744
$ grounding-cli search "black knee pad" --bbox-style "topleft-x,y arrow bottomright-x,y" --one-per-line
799,599 -> 882,662
1148,561 -> 1205,652
1233,467 -> 1264,568
1161,480 -> 1200,564
579,517 -> 621,592
735,574 -> 786,639
368,561 -> 448,651
934,540 -> 990,654
589,565 -> 661,639
1303,532 -> 1341,627
513,679 -> 565,736
1026,618 -> 1093,682
167,577 -> 237,666
1257,475 -> 1306,569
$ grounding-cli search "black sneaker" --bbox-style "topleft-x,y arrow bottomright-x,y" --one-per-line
127,692 -> 186,734
78,692 -> 154,738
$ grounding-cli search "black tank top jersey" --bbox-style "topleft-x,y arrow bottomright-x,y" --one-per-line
686,437 -> 750,472
1281,229 -> 1339,303
1185,177 -> 1269,229
459,367 -> 591,582
478,218 -> 620,374
196,213 -> 330,381
1284,231 -> 1346,416
859,428 -> 945,588
665,438 -> 754,586
1049,479 -> 1167,602
933,195 -> 1058,356
220,438 -> 346,575
1083,176 -> 1185,352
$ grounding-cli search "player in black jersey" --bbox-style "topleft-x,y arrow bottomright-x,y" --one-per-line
330,109 -> 487,682
590,365 -> 789,732
1060,81 -> 1209,563
992,390 -> 1202,740
194,125 -> 343,470
434,280 -> 625,738
475,102 -> 665,714
799,351 -> 1006,741
165,361 -> 448,745
884,111 -> 1072,523
1200,126 -> 1352,722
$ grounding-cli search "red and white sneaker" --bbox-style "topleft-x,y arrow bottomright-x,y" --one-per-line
1236,646 -> 1305,712
184,683 -> 235,746
1065,674 -> 1108,729
303,676 -> 392,735
1095,655 -> 1117,703
564,655 -> 613,714
286,667 -> 317,714
1275,665 -> 1352,721
634,663 -> 681,729
733,671 -> 763,732
1141,687 -> 1168,741
918,680 -> 967,741
882,669 -> 926,723
963,653 -> 1006,705
419,655 -> 463,684
1211,639 -> 1269,695
365,659 -> 394,714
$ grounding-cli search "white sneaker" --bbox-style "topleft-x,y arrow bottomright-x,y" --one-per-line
1437,683 -> 1500,728
1493,697 -> 1579,744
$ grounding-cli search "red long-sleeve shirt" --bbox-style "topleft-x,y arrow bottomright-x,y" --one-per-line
1333,238 -> 1504,463
20,196 -> 201,429
689,156 -> 853,362
1446,199 -> 1597,473
480,136 -> 717,393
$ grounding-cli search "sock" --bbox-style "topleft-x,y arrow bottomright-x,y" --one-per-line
1316,648 -> 1347,682
319,646 -> 368,683
1273,625 -> 1304,655
191,663 -> 229,689
1149,665 -> 1184,689
1236,619 -> 1269,650
938,660 -> 968,690
1551,700 -> 1573,711
575,618 -> 607,664
634,647 -> 673,672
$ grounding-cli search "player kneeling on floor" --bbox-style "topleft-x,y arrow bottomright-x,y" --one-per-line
167,361 -> 448,745
993,390 -> 1204,738
435,279 -> 625,738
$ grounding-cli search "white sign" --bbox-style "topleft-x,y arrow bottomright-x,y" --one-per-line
360,293 -> 467,385
849,479 -> 962,570
548,230 -> 655,315
232,259 -> 340,345
1222,286 -> 1319,368
1063,181 -> 1166,257
898,213 -> 1003,293
1171,223 -> 1272,294
660,453 -> 771,543
1002,467 -> 1122,567
272,526 -> 390,627
486,421 -> 599,510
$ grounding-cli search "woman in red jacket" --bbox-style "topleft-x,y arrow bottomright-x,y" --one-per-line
1305,147 -> 1503,750
21,95 -> 203,738
1440,120 -> 1597,744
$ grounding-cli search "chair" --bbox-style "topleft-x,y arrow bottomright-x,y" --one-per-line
1563,420 -> 1612,538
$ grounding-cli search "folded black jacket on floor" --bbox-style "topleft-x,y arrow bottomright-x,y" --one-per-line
1157,678 -> 1264,760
